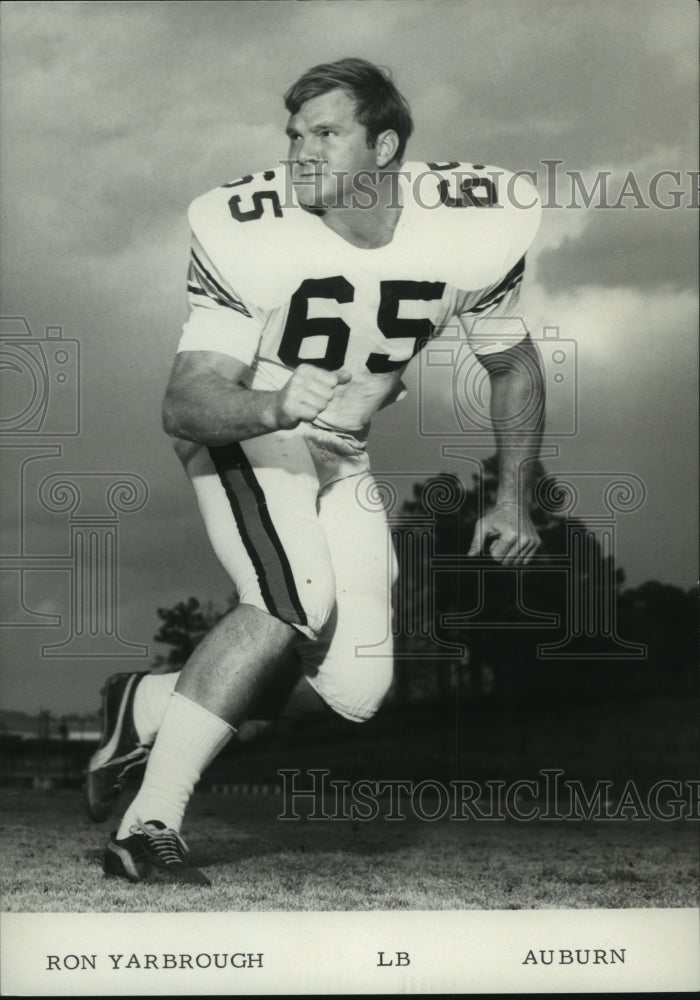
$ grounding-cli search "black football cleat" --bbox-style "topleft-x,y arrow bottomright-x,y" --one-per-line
102,826 -> 153,882
102,820 -> 211,886
85,672 -> 151,822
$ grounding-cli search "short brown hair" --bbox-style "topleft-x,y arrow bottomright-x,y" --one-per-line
284,57 -> 414,162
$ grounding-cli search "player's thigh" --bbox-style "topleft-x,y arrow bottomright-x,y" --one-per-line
321,472 -> 397,608
181,432 -> 335,638
299,473 -> 397,721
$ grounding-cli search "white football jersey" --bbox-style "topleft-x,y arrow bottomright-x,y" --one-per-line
178,161 -> 541,433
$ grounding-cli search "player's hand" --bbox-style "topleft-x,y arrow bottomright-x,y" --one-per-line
467,501 -> 540,566
275,364 -> 352,429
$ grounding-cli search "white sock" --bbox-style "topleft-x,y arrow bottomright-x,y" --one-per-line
133,672 -> 179,745
118,693 -> 234,837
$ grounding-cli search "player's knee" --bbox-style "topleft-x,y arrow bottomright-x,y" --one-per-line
312,655 -> 394,723
357,657 -> 394,720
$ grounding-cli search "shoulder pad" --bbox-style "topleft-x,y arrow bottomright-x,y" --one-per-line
402,161 -> 541,289
187,168 -> 315,308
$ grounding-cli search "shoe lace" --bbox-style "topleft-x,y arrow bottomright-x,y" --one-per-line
130,819 -> 189,867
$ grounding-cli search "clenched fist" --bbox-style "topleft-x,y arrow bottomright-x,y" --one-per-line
467,501 -> 541,566
275,365 -> 352,429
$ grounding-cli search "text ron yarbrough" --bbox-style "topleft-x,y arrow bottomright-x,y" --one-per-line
276,769 -> 700,822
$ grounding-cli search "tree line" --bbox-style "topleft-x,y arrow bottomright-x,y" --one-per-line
151,458 -> 698,712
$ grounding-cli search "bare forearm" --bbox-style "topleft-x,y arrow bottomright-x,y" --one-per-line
163,370 -> 279,445
162,353 -> 351,446
468,336 -> 544,564
488,342 -> 545,504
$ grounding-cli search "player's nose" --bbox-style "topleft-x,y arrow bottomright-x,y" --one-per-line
293,135 -> 321,164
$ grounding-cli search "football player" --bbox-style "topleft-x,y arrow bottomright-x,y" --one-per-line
88,57 -> 545,885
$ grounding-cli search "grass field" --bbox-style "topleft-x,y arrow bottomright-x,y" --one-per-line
1,694 -> 697,912
1,785 -> 697,912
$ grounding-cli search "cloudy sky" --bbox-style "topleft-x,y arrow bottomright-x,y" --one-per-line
1,0 -> 697,714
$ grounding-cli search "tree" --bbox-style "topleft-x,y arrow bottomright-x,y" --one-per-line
618,580 -> 698,692
150,595 -> 234,673
392,456 -> 635,709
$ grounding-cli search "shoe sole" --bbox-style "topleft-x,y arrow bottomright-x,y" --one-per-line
85,746 -> 149,823
89,674 -> 140,770
103,841 -> 149,882
85,673 -> 144,823
102,846 -> 212,886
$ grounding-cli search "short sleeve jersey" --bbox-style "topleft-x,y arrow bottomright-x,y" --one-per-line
178,161 -> 541,433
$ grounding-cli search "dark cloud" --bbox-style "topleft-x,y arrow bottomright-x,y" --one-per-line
536,195 -> 698,293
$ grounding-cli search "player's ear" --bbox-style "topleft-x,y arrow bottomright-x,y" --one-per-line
375,130 -> 400,167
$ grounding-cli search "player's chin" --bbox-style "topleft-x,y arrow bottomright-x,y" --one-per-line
294,181 -> 345,213
292,181 -> 327,210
